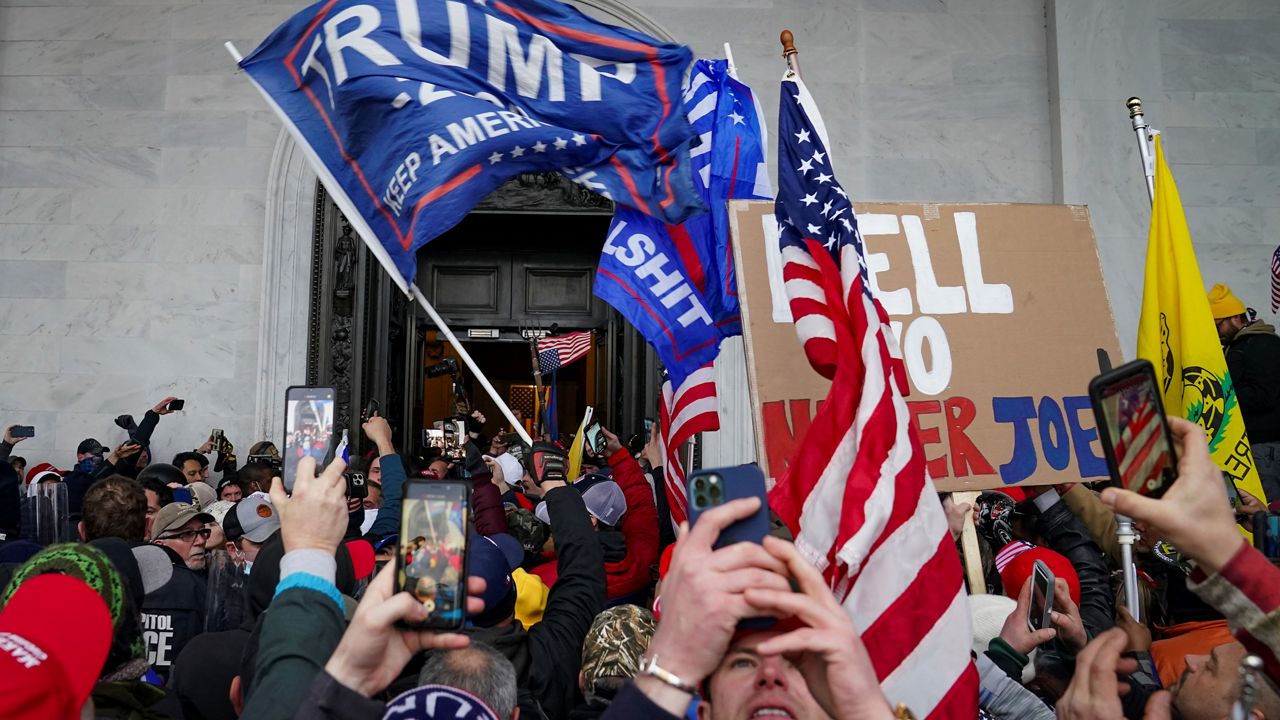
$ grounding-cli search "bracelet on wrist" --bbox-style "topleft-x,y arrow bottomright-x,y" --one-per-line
638,654 -> 698,697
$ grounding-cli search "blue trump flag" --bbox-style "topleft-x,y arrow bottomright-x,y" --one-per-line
594,59 -> 771,386
240,0 -> 703,290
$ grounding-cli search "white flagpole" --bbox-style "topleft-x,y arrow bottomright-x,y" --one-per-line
723,42 -> 738,78
224,42 -> 534,447
1118,95 -> 1152,622
1127,96 -> 1156,205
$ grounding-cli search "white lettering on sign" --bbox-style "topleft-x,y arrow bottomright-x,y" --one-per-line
762,214 -> 792,323
603,220 -> 712,328
764,210 -> 1012,397
861,213 -> 913,315
141,613 -> 175,667
301,3 -> 639,107
903,316 -> 952,395
954,212 -> 1013,314
902,215 -> 966,315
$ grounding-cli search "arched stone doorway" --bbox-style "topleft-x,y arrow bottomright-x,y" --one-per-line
253,1 -> 677,450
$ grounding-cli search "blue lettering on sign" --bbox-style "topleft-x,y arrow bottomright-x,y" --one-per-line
992,395 -> 1108,485
1063,396 -> 1107,478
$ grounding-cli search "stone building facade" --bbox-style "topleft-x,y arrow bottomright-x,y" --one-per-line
1,0 -> 1276,466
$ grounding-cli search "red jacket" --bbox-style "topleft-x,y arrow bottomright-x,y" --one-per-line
529,448 -> 659,599
1189,541 -> 1280,683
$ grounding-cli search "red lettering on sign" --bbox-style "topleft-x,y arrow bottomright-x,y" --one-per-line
944,396 -> 995,477
908,400 -> 948,478
762,399 -> 815,474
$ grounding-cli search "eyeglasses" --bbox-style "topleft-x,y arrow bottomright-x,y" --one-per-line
159,527 -> 212,544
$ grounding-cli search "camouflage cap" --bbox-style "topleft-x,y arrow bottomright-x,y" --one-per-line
580,604 -> 656,702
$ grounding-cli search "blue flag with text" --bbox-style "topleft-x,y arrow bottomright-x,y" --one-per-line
240,0 -> 702,289
595,59 -> 771,386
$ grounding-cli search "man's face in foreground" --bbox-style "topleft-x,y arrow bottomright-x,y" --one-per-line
1171,641 -> 1244,719
700,631 -> 828,720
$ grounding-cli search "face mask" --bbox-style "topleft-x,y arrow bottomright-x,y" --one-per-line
78,456 -> 103,473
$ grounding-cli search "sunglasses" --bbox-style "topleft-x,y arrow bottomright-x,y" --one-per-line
159,527 -> 212,544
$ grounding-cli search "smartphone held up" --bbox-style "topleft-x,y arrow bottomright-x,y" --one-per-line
397,479 -> 470,630
283,386 -> 336,491
1088,360 -> 1179,499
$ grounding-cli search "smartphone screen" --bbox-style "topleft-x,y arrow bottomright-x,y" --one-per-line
584,422 -> 604,455
1090,361 -> 1178,498
643,418 -> 653,443
398,480 -> 469,629
284,386 -> 336,490
1028,560 -> 1055,632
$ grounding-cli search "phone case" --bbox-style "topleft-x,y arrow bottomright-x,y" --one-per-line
397,479 -> 471,630
1027,559 -> 1056,633
1088,359 -> 1179,499
283,385 -> 336,491
687,465 -> 771,549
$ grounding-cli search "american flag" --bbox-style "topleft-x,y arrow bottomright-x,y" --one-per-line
1114,395 -> 1169,492
658,364 -> 719,524
536,331 -> 592,374
766,72 -> 978,717
1271,246 -> 1280,314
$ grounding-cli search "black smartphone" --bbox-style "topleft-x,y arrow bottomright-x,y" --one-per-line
347,472 -> 369,500
397,479 -> 470,630
1089,359 -> 1179,499
283,386 -> 336,491
1027,559 -> 1055,633
583,422 -> 606,455
643,418 -> 654,444
167,399 -> 185,412
362,398 -> 380,423
687,465 -> 770,550
9,425 -> 34,439
211,428 -> 225,448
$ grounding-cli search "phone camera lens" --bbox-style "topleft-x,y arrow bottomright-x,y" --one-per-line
709,485 -> 722,499
694,478 -> 707,491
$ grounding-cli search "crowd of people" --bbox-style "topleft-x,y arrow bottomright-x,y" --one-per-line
0,285 -> 1278,719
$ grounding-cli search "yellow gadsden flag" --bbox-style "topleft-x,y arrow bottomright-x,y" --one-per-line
1136,136 -> 1268,503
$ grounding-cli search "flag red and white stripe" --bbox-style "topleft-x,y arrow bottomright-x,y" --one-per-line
1114,399 -> 1169,491
768,72 -> 977,718
658,364 -> 719,525
536,331 -> 592,372
1270,245 -> 1280,314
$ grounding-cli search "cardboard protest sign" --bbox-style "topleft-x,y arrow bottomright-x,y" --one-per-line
731,200 -> 1122,492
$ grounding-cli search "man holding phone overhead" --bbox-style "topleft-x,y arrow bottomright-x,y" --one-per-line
602,496 -> 896,720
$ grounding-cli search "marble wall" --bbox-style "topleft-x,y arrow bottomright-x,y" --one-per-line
0,0 -> 1273,467
0,0 -> 308,466
1049,0 -> 1280,356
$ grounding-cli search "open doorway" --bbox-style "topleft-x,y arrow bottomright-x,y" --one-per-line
419,337 -> 596,443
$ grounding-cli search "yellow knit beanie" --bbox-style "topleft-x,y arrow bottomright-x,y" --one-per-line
1208,283 -> 1246,320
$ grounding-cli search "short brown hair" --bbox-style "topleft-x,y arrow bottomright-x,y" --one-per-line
83,474 -> 148,542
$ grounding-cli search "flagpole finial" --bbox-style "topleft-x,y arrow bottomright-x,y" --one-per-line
780,30 -> 801,77
1126,96 -> 1144,118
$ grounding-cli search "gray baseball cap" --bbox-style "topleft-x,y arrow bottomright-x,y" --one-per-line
535,474 -> 627,527
224,492 -> 280,544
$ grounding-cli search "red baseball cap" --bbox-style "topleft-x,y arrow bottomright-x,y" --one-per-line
24,462 -> 60,485
344,539 -> 376,581
996,541 -> 1081,606
0,574 -> 113,718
